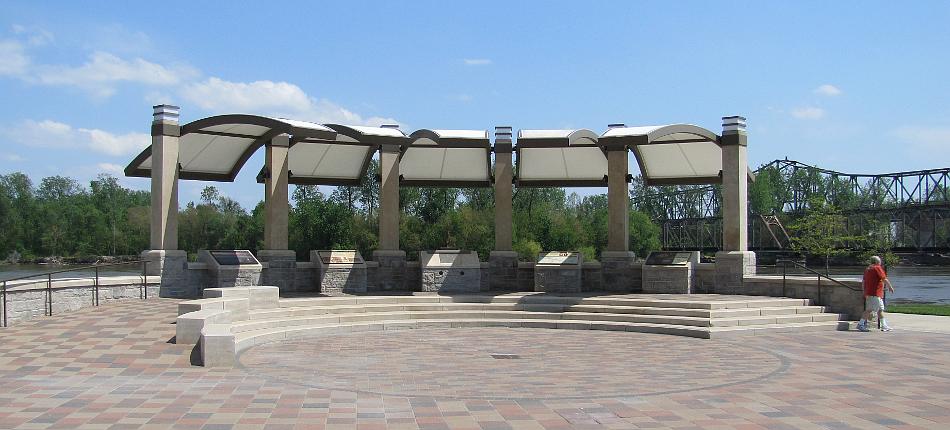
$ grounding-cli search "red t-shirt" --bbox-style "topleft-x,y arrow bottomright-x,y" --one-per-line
863,264 -> 887,297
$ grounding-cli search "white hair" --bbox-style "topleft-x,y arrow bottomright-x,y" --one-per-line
870,255 -> 882,265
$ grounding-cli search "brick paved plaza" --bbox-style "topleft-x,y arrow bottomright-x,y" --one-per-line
1,299 -> 948,429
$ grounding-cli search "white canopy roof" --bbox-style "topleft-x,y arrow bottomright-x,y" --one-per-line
401,129 -> 492,186
126,114 -> 336,181
515,129 -> 607,187
255,133 -> 376,186
601,124 -> 722,185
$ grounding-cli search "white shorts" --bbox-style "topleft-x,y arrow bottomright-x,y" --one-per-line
866,296 -> 884,313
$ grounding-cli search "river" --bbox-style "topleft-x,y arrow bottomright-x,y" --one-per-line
2,264 -> 949,304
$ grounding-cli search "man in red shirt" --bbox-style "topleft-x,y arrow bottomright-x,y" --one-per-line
858,255 -> 895,332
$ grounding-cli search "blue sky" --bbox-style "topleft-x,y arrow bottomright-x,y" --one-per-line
1,1 -> 949,209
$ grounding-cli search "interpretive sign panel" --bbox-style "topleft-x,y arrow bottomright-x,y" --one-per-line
420,250 -> 480,269
317,250 -> 364,265
645,251 -> 693,266
537,251 -> 580,266
209,250 -> 259,266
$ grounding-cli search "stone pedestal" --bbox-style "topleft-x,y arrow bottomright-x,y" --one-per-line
534,252 -> 583,293
257,249 -> 297,294
600,251 -> 639,293
373,250 -> 407,291
420,250 -> 480,293
642,264 -> 695,294
142,249 -> 192,298
312,250 -> 367,294
714,251 -> 757,294
198,250 -> 262,290
489,251 -> 519,291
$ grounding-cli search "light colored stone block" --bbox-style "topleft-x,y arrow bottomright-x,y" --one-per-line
176,309 -> 230,345
200,324 -> 235,367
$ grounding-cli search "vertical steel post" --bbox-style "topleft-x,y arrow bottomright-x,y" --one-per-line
2,280 -> 7,328
47,274 -> 52,316
94,266 -> 100,307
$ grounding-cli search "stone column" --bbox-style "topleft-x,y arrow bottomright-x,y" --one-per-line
373,141 -> 406,291
600,124 -> 639,293
715,116 -> 756,293
258,134 -> 297,293
489,126 -> 519,291
141,105 -> 189,297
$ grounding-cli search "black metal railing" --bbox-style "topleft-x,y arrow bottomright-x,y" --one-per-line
1,260 -> 150,328
776,259 -> 861,304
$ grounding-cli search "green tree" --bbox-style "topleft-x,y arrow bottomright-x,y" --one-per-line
789,199 -> 858,274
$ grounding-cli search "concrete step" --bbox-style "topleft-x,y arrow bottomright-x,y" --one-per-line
708,321 -> 850,338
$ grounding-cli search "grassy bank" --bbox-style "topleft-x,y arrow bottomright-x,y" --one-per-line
887,303 -> 950,316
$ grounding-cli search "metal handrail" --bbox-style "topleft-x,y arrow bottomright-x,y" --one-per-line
776,258 -> 861,307
1,260 -> 149,327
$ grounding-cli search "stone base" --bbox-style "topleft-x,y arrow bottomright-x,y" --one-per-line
642,264 -> 694,294
320,267 -> 367,294
373,250 -> 407,291
489,251 -> 519,291
600,251 -> 640,293
714,251 -> 757,294
534,267 -> 582,293
142,250 -> 193,298
257,250 -> 297,294
421,268 -> 480,293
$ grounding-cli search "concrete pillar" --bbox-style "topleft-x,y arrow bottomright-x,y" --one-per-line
263,134 -> 290,250
149,105 -> 181,251
142,105 -> 188,296
489,126 -> 519,291
715,116 -> 756,293
493,126 -> 514,252
373,139 -> 407,291
600,124 -> 639,293
721,116 -> 748,252
258,134 -> 297,292
378,143 -> 401,251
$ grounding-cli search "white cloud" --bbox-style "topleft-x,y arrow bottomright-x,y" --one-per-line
2,153 -> 25,161
813,84 -> 842,96
2,119 -> 149,156
0,39 -> 30,76
895,125 -> 950,150
96,162 -> 124,174
463,58 -> 492,66
35,52 -> 199,98
11,24 -> 53,46
181,77 -> 399,126
452,93 -> 473,102
791,107 -> 825,120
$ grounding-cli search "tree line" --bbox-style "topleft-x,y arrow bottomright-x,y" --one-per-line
0,161 -> 663,263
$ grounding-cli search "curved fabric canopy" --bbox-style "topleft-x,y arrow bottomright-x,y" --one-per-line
515,129 -> 607,187
255,133 -> 376,186
125,115 -> 336,182
601,124 -> 722,186
401,129 -> 492,187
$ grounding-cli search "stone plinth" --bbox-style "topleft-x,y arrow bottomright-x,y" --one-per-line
600,251 -> 640,293
642,251 -> 700,294
420,250 -> 481,293
312,250 -> 367,294
198,250 -> 262,290
142,249 -> 193,298
714,251 -> 757,294
372,250 -> 407,291
534,252 -> 583,293
257,250 -> 297,294
489,251 -> 519,291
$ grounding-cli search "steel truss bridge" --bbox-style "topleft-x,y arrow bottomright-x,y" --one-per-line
632,159 -> 950,252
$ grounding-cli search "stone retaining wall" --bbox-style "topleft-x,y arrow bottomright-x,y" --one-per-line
1,277 -> 160,326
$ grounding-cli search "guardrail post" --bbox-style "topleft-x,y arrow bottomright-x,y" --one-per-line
141,261 -> 147,300
781,260 -> 787,297
2,280 -> 7,328
47,274 -> 52,316
816,273 -> 821,306
94,266 -> 100,307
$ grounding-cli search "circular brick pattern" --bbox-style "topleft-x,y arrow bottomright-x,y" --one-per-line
238,328 -> 786,400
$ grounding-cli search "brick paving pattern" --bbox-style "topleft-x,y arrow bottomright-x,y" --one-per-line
0,298 -> 948,429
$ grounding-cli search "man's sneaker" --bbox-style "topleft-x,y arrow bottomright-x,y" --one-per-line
857,323 -> 870,332
881,320 -> 892,331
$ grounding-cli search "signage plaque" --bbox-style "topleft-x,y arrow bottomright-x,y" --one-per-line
209,250 -> 259,266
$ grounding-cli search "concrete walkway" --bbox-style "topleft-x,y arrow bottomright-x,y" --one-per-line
886,312 -> 950,334
1,299 -> 948,429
